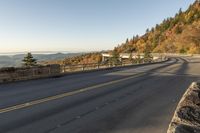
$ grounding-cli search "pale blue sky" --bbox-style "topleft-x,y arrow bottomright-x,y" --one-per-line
0,0 -> 195,53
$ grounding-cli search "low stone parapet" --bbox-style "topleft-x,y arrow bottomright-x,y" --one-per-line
0,58 -> 169,84
0,64 -> 61,83
167,82 -> 200,133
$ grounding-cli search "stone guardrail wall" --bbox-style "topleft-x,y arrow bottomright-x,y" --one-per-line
0,64 -> 61,84
61,57 -> 167,73
0,57 -> 167,84
167,82 -> 200,133
162,53 -> 200,58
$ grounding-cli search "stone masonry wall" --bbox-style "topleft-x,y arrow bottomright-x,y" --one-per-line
167,82 -> 200,133
0,64 -> 61,83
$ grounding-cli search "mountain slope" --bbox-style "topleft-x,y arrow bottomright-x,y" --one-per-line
115,0 -> 200,54
60,1 -> 200,66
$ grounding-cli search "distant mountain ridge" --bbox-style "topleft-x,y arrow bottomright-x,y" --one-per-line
0,53 -> 82,68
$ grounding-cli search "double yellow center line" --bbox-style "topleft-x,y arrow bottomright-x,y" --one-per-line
0,73 -> 144,114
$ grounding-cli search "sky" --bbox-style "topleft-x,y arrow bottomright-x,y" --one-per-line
0,0 -> 196,53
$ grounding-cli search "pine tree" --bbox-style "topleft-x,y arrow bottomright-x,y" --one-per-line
144,44 -> 153,62
179,8 -> 182,15
126,38 -> 129,44
111,48 -> 120,66
146,28 -> 150,33
22,53 -> 37,67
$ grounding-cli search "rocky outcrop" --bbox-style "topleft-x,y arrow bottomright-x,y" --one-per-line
167,82 -> 200,133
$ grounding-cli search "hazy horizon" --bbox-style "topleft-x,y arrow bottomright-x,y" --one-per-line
0,51 -> 88,56
0,0 -> 195,53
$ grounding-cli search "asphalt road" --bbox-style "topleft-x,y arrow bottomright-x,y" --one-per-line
0,57 -> 200,133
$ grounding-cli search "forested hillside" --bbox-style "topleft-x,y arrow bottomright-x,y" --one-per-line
116,0 -> 200,54
62,53 -> 102,65
62,0 -> 200,65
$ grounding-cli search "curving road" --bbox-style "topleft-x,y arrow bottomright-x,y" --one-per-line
0,57 -> 200,133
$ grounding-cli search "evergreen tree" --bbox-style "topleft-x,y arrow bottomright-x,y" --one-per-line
22,53 -> 37,67
126,38 -> 129,44
151,27 -> 155,32
179,8 -> 182,15
111,48 -> 120,66
175,25 -> 183,34
144,44 -> 153,63
146,28 -> 150,33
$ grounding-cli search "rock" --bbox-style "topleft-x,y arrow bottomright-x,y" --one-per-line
167,82 -> 200,133
175,124 -> 200,133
